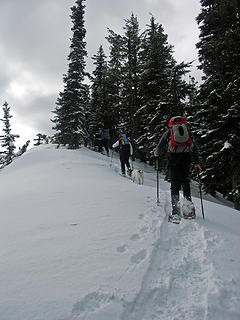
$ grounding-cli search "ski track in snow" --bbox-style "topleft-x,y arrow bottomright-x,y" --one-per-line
120,195 -> 211,320
65,192 -> 216,320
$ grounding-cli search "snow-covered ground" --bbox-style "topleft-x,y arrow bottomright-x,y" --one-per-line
0,145 -> 239,320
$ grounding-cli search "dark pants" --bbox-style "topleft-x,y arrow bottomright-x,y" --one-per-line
100,139 -> 109,154
167,153 -> 192,214
120,151 -> 131,174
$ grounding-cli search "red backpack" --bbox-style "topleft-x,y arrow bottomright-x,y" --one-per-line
168,117 -> 192,152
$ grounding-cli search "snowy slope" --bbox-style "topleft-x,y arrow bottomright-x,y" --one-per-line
0,145 -> 239,320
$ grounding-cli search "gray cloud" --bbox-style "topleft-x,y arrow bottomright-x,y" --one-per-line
0,61 -> 11,94
0,0 -> 71,79
13,94 -> 56,132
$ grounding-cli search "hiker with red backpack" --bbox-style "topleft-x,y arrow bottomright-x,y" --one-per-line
112,133 -> 133,177
154,116 -> 202,223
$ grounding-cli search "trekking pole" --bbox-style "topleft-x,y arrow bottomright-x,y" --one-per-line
131,154 -> 134,170
156,159 -> 160,206
197,169 -> 205,219
110,149 -> 114,167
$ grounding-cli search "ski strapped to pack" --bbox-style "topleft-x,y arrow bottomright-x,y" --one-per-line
168,117 -> 192,152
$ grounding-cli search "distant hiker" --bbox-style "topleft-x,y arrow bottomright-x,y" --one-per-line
100,128 -> 110,156
154,116 -> 202,223
112,133 -> 133,177
84,132 -> 90,147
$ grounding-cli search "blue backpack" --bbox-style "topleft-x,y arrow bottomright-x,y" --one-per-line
119,134 -> 130,151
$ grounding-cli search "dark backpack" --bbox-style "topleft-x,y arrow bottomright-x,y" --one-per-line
168,117 -> 192,152
101,129 -> 110,140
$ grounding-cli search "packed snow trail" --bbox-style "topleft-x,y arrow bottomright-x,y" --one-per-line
68,188 -> 211,320
105,153 -> 213,319
69,192 -> 240,320
120,214 -> 211,319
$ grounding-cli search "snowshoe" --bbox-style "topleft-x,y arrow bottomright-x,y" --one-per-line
183,210 -> 196,219
168,214 -> 181,224
182,199 -> 196,219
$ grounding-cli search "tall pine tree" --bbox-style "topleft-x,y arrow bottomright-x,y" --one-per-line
52,0 -> 89,149
137,17 -> 174,161
196,0 -> 240,209
121,14 -> 142,150
137,16 -> 193,162
105,29 -> 125,139
87,45 -> 114,138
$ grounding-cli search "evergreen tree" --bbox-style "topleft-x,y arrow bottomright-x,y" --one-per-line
52,0 -> 89,149
0,102 -> 19,166
105,29 -> 125,139
196,0 -> 240,209
15,140 -> 30,157
121,14 -> 142,149
34,133 -> 49,146
87,45 -> 113,139
137,17 -> 193,162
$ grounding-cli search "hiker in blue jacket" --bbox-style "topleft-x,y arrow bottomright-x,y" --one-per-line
112,133 -> 133,176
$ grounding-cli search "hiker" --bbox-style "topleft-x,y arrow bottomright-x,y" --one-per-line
154,116 -> 202,223
100,128 -> 110,156
112,133 -> 133,176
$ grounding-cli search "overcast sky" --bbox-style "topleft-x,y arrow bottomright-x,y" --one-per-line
0,0 -> 202,147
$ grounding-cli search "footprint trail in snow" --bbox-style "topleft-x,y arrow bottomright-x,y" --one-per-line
67,192 -> 235,320
121,215 -> 212,320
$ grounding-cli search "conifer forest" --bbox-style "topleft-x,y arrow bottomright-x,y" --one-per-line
51,0 -> 240,210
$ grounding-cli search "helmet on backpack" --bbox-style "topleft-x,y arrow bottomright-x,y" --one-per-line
168,116 -> 192,152
169,116 -> 185,124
